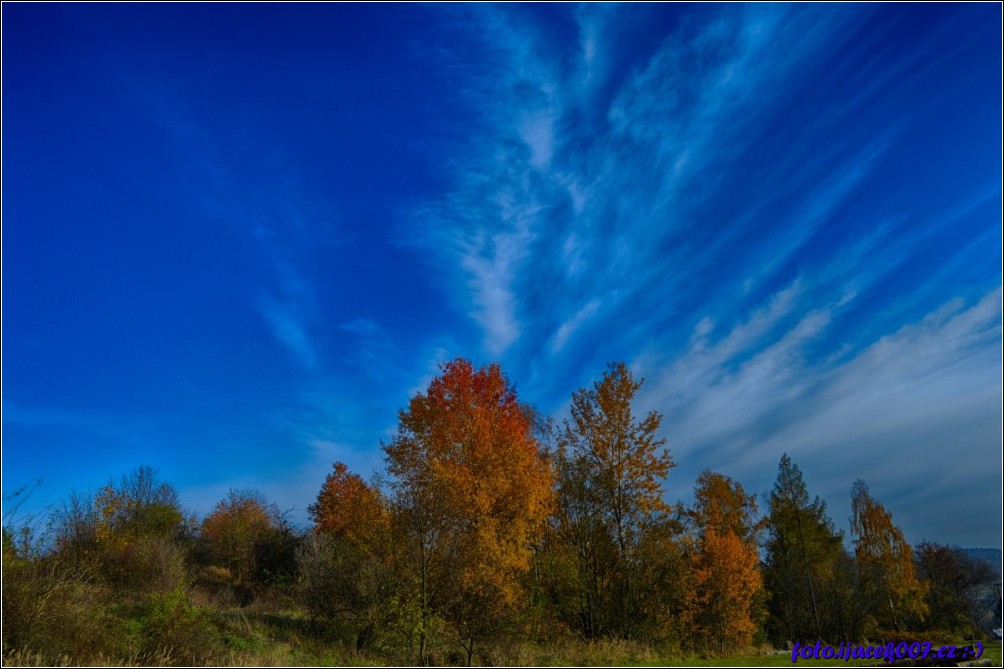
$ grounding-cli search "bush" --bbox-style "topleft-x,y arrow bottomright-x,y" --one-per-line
134,587 -> 222,664
100,535 -> 188,593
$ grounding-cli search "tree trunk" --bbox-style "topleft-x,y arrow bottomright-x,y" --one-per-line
793,509 -> 822,638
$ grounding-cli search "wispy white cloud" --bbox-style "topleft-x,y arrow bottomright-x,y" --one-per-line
550,298 -> 603,355
406,5 -> 999,547
636,286 -> 1002,545
460,236 -> 527,356
410,5 -> 861,364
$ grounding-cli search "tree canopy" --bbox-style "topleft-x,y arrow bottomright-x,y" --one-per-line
384,357 -> 555,664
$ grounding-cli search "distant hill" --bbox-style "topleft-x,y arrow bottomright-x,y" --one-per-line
962,548 -> 1003,577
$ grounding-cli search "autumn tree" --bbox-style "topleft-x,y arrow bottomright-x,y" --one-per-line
550,441 -> 621,639
763,454 -> 844,644
201,488 -> 287,588
94,465 -> 184,542
384,358 -> 554,665
850,480 -> 927,633
554,362 -> 676,640
88,466 -> 188,590
309,462 -> 389,548
684,471 -> 762,653
303,462 -> 401,650
689,470 -> 760,542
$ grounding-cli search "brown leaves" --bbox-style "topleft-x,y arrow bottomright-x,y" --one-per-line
690,470 -> 761,542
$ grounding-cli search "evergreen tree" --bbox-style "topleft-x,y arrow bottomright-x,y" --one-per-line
763,454 -> 844,644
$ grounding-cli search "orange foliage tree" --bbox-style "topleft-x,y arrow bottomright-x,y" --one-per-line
384,358 -> 554,665
304,462 -> 398,649
685,471 -> 762,653
309,462 -> 388,550
201,488 -> 283,586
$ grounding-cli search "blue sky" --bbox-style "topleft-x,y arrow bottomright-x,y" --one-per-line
3,4 -> 1001,548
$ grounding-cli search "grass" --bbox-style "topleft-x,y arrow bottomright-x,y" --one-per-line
6,581 -> 1000,668
473,640 -> 882,667
207,607 -> 383,666
981,640 -> 1002,665
6,639 -> 1000,667
1,582 -> 383,667
501,639 -> 1004,667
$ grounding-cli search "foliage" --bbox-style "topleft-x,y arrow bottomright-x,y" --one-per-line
133,587 -> 222,664
762,454 -> 845,644
3,377 -> 994,666
202,488 -> 289,589
309,462 -> 389,548
94,466 -> 185,542
298,532 -> 403,652
2,554 -> 99,659
304,463 -> 406,652
683,471 -> 762,654
689,470 -> 760,542
553,362 -> 676,640
914,541 -> 999,637
562,362 -> 674,547
850,479 -> 928,632
45,467 -> 190,592
384,357 -> 555,664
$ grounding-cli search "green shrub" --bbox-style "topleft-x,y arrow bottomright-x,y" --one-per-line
134,587 -> 222,664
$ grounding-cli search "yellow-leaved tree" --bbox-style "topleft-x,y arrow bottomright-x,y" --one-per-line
685,470 -> 763,654
554,362 -> 676,640
384,358 -> 554,665
850,480 -> 927,633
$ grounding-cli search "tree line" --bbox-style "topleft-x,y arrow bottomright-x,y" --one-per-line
3,358 -> 1000,665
